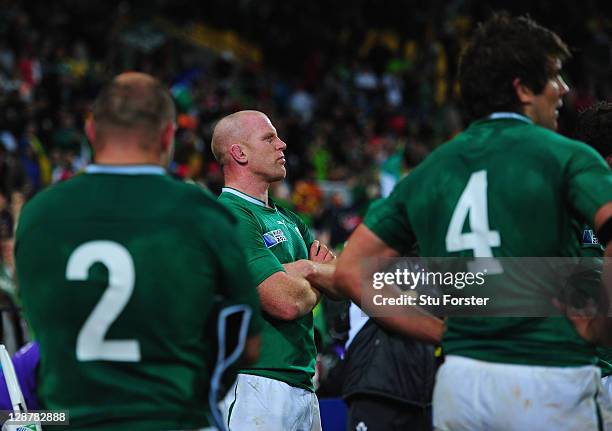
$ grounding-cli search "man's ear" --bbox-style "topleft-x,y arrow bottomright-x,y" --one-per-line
161,122 -> 176,153
513,77 -> 535,104
85,117 -> 96,143
229,143 -> 248,164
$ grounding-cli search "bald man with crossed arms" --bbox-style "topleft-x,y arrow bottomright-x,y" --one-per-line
213,110 -> 339,431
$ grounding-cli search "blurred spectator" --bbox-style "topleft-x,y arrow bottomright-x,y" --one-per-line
0,145 -> 28,198
50,150 -> 76,183
289,86 -> 315,124
317,192 -> 362,249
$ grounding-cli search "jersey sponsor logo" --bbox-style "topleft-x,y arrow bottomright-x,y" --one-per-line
582,229 -> 600,247
263,229 -> 287,248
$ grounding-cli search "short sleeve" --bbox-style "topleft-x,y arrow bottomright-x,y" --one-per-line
230,206 -> 286,286
363,178 -> 417,254
567,144 -> 612,226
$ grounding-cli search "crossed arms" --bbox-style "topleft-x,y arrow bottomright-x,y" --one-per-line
258,226 -> 444,345
258,240 -> 337,321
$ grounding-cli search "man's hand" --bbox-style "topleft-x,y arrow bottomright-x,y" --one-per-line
310,240 -> 336,263
565,313 -> 612,346
304,240 -> 342,298
283,260 -> 316,279
553,297 -> 602,344
258,268 -> 321,320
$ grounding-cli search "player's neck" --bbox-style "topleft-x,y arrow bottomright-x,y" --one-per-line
94,147 -> 163,166
225,179 -> 270,207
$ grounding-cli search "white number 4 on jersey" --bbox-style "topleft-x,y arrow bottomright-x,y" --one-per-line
445,170 -> 503,274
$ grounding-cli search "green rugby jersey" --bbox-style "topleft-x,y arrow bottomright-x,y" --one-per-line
218,187 -> 316,391
15,165 -> 262,430
365,113 -> 612,367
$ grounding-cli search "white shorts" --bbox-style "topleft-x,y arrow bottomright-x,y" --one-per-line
601,374 -> 612,424
433,355 -> 612,431
603,375 -> 612,401
220,374 -> 322,431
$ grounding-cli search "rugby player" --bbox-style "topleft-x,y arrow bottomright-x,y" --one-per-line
335,14 -> 612,430
212,110 -> 336,431
15,72 -> 262,430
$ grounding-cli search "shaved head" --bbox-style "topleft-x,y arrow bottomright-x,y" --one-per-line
92,72 -> 175,147
211,110 -> 268,166
114,71 -> 158,86
212,110 -> 287,187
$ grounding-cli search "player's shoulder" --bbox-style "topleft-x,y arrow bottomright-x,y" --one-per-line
275,201 -> 305,225
504,122 -> 593,155
16,174 -> 90,241
530,126 -> 607,171
217,192 -> 276,244
174,180 -> 237,225
447,121 -> 594,163
527,124 -> 587,150
19,173 -> 86,221
21,175 -> 235,231
217,190 -> 259,223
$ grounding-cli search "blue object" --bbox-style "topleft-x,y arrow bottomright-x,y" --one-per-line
0,342 -> 40,410
319,397 -> 347,431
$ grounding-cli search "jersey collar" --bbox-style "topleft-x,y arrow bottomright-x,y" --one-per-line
486,112 -> 533,124
222,187 -> 268,208
85,164 -> 166,175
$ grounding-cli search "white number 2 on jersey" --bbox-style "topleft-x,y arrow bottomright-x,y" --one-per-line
445,170 -> 503,273
66,240 -> 141,362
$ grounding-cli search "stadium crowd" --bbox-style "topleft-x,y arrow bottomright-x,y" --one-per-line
0,1 -> 610,254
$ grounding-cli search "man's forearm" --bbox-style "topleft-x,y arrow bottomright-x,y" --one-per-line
282,261 -> 323,313
289,277 -> 321,317
257,262 -> 321,319
334,262 -> 443,344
